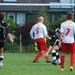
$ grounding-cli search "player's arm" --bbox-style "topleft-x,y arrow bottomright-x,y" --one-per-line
59,32 -> 63,42
7,33 -> 14,43
58,32 -> 63,48
46,35 -> 51,39
5,24 -> 14,43
43,25 -> 51,39
58,24 -> 63,47
74,23 -> 75,33
30,26 -> 34,40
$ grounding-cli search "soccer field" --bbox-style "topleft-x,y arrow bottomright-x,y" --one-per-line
0,53 -> 75,75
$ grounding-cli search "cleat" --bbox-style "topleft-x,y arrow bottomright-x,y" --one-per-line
52,62 -> 57,65
46,60 -> 51,63
33,60 -> 39,63
58,63 -> 61,65
61,68 -> 64,71
70,66 -> 73,71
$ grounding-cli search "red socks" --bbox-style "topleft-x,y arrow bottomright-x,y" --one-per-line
34,51 -> 43,61
61,55 -> 65,69
70,55 -> 74,67
61,54 -> 74,69
45,56 -> 49,60
34,51 -> 50,61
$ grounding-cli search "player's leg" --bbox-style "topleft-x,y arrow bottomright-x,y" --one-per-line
33,39 -> 43,63
44,50 -> 51,63
33,51 -> 43,63
51,50 -> 57,65
56,51 -> 61,65
60,53 -> 65,71
70,54 -> 74,71
70,43 -> 75,71
60,42 -> 66,71
42,39 -> 51,63
33,38 -> 47,63
54,46 -> 61,65
33,50 -> 51,63
0,48 -> 4,68
0,42 -> 4,68
51,46 -> 60,65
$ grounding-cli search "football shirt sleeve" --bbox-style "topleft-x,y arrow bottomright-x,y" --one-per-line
60,23 -> 64,33
74,23 -> 75,33
43,25 -> 47,36
30,26 -> 34,39
5,23 -> 10,34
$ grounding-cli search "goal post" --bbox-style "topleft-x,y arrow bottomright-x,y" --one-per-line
0,3 -> 75,6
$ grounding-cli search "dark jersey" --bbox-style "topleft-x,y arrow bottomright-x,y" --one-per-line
0,20 -> 9,42
50,34 -> 59,46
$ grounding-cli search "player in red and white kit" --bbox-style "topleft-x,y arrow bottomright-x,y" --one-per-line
30,16 -> 51,63
59,12 -> 75,71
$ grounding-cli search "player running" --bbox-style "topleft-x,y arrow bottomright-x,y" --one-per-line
59,12 -> 75,71
47,28 -> 61,65
30,16 -> 51,63
0,12 -> 14,68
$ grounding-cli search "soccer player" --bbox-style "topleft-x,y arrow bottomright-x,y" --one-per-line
30,16 -> 51,63
0,12 -> 14,68
59,12 -> 75,71
47,29 -> 61,65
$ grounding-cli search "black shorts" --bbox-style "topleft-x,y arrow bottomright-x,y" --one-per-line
0,42 -> 4,49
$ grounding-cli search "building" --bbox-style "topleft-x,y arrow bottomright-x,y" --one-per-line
0,0 -> 74,25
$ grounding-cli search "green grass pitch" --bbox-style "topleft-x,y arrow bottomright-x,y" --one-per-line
0,53 -> 75,75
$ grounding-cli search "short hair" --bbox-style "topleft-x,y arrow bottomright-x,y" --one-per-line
48,29 -> 55,35
67,12 -> 73,20
0,12 -> 4,20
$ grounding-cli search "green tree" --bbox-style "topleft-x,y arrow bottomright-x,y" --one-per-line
4,18 -> 15,33
3,18 -> 19,53
37,6 -> 50,29
50,18 -> 63,29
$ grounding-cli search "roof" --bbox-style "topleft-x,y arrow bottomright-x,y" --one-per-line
0,6 -> 47,12
48,8 -> 73,12
0,0 -> 73,12
17,0 -> 59,3
0,5 -> 73,13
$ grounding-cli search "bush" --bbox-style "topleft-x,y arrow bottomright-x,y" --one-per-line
49,18 -> 63,29
23,44 -> 36,53
14,20 -> 35,39
13,20 -> 36,53
4,41 -> 19,53
4,18 -> 15,33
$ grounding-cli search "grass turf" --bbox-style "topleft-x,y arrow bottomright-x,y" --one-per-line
0,53 -> 75,75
